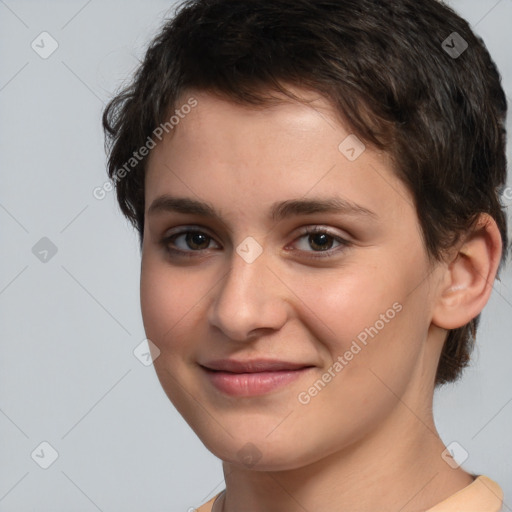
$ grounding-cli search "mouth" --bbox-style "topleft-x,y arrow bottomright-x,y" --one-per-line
199,359 -> 315,396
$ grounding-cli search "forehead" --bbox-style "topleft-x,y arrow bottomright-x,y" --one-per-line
144,89 -> 410,225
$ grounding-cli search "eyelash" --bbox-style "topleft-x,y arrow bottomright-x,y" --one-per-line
159,226 -> 351,260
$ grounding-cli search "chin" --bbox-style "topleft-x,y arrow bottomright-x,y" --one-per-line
204,437 -> 316,471
188,418 -> 333,472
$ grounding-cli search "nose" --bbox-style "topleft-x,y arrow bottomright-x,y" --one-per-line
207,246 -> 289,342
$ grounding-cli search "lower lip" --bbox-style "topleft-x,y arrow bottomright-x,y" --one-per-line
202,367 -> 313,396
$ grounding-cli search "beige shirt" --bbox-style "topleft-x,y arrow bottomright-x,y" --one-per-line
195,475 -> 503,512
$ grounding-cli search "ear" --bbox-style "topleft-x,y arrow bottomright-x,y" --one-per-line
432,213 -> 503,330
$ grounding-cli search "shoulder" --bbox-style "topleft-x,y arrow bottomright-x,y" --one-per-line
425,475 -> 504,512
193,478 -> 503,512
195,491 -> 223,512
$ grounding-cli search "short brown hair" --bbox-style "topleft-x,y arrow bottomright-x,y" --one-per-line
102,0 -> 509,386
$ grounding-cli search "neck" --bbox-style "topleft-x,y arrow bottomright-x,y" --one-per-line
219,400 -> 473,512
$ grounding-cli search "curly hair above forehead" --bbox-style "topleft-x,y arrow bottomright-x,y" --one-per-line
102,0 -> 509,386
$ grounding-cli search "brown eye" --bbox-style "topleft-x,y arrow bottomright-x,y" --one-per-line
184,232 -> 211,250
160,229 -> 221,257
307,232 -> 335,251
291,227 -> 351,259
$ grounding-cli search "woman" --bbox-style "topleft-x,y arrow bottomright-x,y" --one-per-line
102,1 -> 508,510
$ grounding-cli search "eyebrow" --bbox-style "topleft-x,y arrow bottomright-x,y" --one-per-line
147,195 -> 377,222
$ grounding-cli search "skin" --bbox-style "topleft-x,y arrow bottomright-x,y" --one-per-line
140,89 -> 502,512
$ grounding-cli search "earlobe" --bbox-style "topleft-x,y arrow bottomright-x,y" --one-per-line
432,214 -> 502,330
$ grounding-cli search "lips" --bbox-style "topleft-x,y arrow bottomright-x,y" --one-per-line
201,358 -> 312,373
200,359 -> 314,396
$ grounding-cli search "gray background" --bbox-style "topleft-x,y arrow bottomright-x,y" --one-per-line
0,1 -> 511,510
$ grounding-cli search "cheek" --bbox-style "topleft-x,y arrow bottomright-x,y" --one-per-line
294,264 -> 399,345
139,254 -> 201,349
139,256 -> 206,409
284,273 -> 423,460
140,263 -> 170,345
293,262 -> 424,386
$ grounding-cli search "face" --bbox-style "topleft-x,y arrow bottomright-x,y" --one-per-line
140,89 -> 443,471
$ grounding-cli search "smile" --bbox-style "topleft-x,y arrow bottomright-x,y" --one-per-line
199,359 -> 315,396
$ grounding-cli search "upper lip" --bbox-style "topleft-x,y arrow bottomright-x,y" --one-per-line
200,359 -> 313,373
